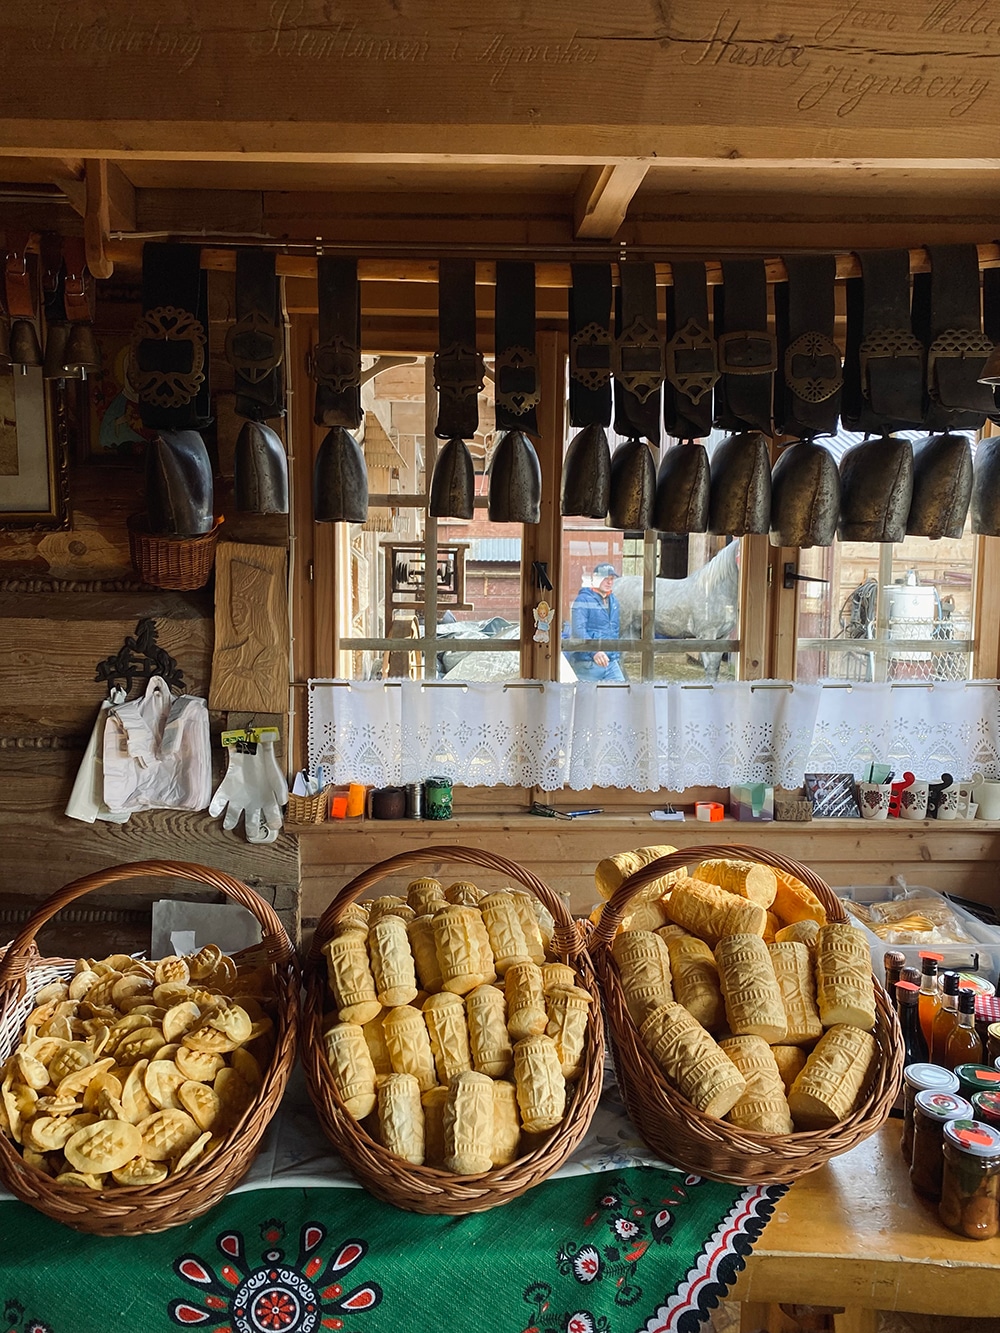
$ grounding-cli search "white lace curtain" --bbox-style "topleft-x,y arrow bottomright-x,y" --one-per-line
308,679 -> 1000,792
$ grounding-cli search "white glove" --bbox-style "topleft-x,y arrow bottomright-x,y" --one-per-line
209,731 -> 288,843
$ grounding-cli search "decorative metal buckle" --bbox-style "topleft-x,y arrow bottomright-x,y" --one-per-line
613,314 -> 665,403
433,341 -> 486,402
494,343 -> 540,415
717,329 -> 777,376
857,327 -> 923,399
131,305 -> 207,409
570,321 -> 612,390
927,327 -> 994,397
665,318 -> 720,404
225,308 -> 283,382
312,333 -> 361,394
784,330 -> 843,404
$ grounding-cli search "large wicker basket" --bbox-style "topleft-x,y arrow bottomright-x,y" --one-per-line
127,514 -> 221,590
588,844 -> 902,1185
302,844 -> 605,1215
0,860 -> 298,1235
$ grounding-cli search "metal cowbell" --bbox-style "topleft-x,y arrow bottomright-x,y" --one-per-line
561,422 -> 611,518
608,438 -> 655,530
61,322 -> 101,379
314,426 -> 369,523
708,431 -> 772,535
908,432 -> 974,538
838,434 -> 914,542
0,317 -> 10,368
43,321 -> 80,380
145,430 -> 215,536
234,420 -> 289,514
488,429 -> 541,523
9,318 -> 42,370
769,440 -> 841,548
971,436 -> 1000,536
429,436 -> 475,520
653,441 -> 710,534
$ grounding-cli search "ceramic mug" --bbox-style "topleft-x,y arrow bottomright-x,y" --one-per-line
936,783 -> 961,820
857,781 -> 892,819
899,779 -> 929,820
971,773 -> 1000,821
928,772 -> 954,819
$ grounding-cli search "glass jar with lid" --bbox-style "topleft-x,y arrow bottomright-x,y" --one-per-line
971,1090 -> 1000,1130
939,1119 -> 1000,1239
901,1063 -> 960,1163
954,1064 -> 1000,1101
910,1090 -> 972,1200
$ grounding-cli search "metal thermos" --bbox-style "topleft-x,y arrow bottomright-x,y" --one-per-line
405,781 -> 425,819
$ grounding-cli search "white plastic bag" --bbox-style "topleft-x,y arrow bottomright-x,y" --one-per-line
102,675 -> 212,814
65,688 -> 131,824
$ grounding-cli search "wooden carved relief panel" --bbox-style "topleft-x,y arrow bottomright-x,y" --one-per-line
209,541 -> 289,714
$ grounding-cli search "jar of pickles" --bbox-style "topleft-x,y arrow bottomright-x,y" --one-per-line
910,1091 -> 973,1200
987,1023 -> 1000,1066
954,1064 -> 1000,1101
901,1063 -> 960,1162
972,1090 -> 1000,1130
939,1119 -> 1000,1239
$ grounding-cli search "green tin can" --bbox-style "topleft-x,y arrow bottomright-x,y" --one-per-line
424,775 -> 453,820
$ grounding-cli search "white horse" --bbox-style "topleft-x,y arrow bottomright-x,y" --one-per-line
613,539 -> 740,681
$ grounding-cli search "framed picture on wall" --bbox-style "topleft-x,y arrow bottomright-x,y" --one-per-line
85,329 -> 156,459
0,366 -> 70,529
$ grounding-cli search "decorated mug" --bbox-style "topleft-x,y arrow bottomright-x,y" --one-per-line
899,779 -> 929,820
857,781 -> 892,820
936,783 -> 961,820
971,773 -> 1000,821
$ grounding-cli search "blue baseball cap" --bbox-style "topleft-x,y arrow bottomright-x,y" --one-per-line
594,563 -> 618,578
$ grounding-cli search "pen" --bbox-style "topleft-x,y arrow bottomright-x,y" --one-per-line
565,808 -> 604,818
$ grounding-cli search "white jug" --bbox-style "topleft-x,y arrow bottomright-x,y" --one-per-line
971,773 -> 1000,821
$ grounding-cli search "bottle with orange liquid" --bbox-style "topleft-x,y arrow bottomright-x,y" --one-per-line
918,952 -> 943,1051
931,971 -> 961,1065
943,989 -> 984,1071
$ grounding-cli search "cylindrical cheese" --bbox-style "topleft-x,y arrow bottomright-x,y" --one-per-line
368,914 -> 418,1007
432,906 -> 491,995
378,1072 -> 424,1164
787,1024 -> 876,1129
444,1070 -> 494,1173
444,880 -> 486,906
492,1078 -> 521,1166
466,984 -> 513,1077
693,858 -> 778,909
612,929 -> 673,1027
715,934 -> 787,1043
323,1022 -> 377,1119
423,991 -> 472,1085
361,1011 -> 393,1077
719,1035 -> 793,1134
665,876 -> 768,946
545,985 -> 592,1081
407,914 -> 445,994
382,1004 -> 437,1092
508,891 -> 547,964
774,920 -> 821,951
513,1034 -> 566,1132
664,934 -> 725,1031
480,892 -> 533,974
815,923 -> 876,1030
366,895 -> 407,925
323,936 -> 381,1025
595,844 -> 679,902
771,1045 -> 808,1094
639,1002 -> 746,1118
421,1085 -> 450,1168
406,878 -> 446,915
505,962 -> 549,1041
541,963 -> 577,993
772,871 -> 828,927
769,941 -> 823,1045
621,899 -> 673,933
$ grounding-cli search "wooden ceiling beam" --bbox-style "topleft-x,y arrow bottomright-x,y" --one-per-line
573,163 -> 648,240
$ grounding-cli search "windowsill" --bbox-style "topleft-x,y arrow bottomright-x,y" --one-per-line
291,814 -> 1000,833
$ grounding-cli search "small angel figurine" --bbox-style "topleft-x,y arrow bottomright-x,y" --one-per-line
533,599 -> 554,644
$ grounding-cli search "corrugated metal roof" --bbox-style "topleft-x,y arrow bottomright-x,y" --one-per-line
468,537 -> 522,562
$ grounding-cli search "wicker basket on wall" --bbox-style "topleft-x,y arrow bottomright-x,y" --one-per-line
127,514 -> 222,590
301,844 -> 605,1215
0,860 -> 299,1235
588,843 -> 902,1185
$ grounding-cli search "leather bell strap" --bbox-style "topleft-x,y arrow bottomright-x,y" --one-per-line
913,243 -> 993,428
4,228 -> 36,318
664,260 -> 717,439
981,263 -> 1000,422
494,260 -> 539,435
613,261 -> 663,442
62,237 -> 95,323
712,259 -> 774,434
842,249 -> 924,431
568,262 -> 613,428
39,232 -> 66,323
775,253 -> 843,439
135,242 -> 211,430
434,258 -> 484,440
229,249 -> 284,422
313,256 -> 361,429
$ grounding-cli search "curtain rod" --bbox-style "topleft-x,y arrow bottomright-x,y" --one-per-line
110,235 -> 1000,287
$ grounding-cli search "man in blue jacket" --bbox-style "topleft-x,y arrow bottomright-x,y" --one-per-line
568,563 -> 626,681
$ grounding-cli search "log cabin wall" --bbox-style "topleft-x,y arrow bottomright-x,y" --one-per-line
3,2 -> 1000,944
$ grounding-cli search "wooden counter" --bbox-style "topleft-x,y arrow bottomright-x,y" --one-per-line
732,1121 -> 1000,1329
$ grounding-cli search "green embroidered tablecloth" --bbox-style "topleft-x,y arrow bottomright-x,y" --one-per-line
0,1074 -> 783,1333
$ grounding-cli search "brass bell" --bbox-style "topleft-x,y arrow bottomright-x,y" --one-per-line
907,432 -> 973,538
429,436 -> 475,520
9,318 -> 43,372
653,441 -> 710,534
488,429 -> 541,524
561,423 -> 611,518
61,322 -> 101,380
971,436 -> 1000,535
608,438 -> 655,530
839,434 -> 913,542
314,426 -> 369,524
42,321 -> 80,380
235,420 -> 289,514
769,441 -> 841,548
709,432 -> 771,536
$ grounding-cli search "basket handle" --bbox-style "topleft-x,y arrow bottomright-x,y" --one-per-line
0,859 -> 295,1000
305,843 -> 583,968
587,842 -> 846,952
